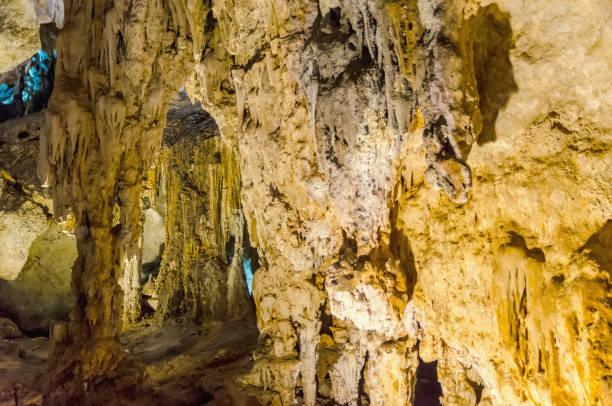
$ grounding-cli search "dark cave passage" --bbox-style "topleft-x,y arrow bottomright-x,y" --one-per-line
137,88 -> 255,324
414,358 -> 443,406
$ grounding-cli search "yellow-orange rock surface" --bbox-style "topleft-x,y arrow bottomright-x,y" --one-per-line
13,0 -> 609,405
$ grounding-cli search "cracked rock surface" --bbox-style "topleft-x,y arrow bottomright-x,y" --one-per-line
0,0 -> 609,405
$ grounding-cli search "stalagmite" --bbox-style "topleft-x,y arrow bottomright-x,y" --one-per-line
39,0 -> 201,400
0,0 -> 608,405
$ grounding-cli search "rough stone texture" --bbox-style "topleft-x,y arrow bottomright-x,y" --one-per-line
0,197 -> 48,279
0,0 -> 40,73
32,0 -> 64,29
39,1 -> 198,399
33,0 -> 612,405
0,111 -> 76,336
0,0 -> 63,73
396,2 -> 612,405
0,222 -> 76,334
0,112 -> 51,280
0,318 -> 47,406
121,318 -> 260,406
118,94 -> 253,326
151,99 -> 252,324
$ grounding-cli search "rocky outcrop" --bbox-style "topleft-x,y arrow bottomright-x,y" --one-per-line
0,0 -> 63,73
0,222 -> 76,334
0,110 -> 76,335
32,0 -> 64,29
33,0 -> 611,405
0,112 -> 52,280
0,0 -> 40,73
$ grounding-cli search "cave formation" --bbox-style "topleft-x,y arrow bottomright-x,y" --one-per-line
0,0 -> 610,405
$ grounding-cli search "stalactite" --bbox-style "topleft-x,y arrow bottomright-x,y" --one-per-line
40,0 -> 198,400
10,0 -> 606,404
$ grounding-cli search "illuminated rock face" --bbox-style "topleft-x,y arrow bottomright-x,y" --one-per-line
0,113 -> 49,281
23,0 -> 611,405
0,0 -> 40,73
0,0 -> 63,73
0,110 -> 76,338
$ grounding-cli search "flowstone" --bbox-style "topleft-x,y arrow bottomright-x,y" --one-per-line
0,0 -> 605,405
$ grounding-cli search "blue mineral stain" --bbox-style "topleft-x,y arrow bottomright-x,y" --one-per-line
22,50 -> 53,102
0,84 -> 15,105
1,49 -> 55,121
243,255 -> 253,295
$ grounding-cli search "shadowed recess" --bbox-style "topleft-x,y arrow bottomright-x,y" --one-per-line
415,358 -> 443,406
464,3 -> 517,145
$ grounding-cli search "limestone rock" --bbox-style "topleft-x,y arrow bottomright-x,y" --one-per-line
0,319 -> 47,406
0,200 -> 48,280
0,111 -> 75,335
0,317 -> 24,339
0,112 -> 50,280
120,97 -> 252,325
36,0 -> 612,405
395,2 -> 612,405
0,0 -> 40,73
40,1 -> 199,394
32,0 -> 64,29
0,222 -> 76,333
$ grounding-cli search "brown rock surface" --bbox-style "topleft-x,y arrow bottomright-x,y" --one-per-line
0,0 -> 64,73
0,222 -> 76,334
0,112 -> 51,280
0,318 -> 47,406
7,0 -> 606,405
151,98 -> 251,324
0,0 -> 40,73
0,111 -> 76,335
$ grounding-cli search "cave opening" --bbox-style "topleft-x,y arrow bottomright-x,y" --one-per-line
414,358 -> 444,406
135,87 -> 256,319
110,88 -> 259,402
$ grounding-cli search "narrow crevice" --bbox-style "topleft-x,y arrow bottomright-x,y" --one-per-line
414,358 -> 443,406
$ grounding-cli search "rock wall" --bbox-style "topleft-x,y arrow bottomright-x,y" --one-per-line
151,99 -> 251,324
0,0 -> 40,73
397,2 -> 612,404
0,110 -> 76,336
37,0 -> 611,405
0,0 -> 63,73
0,112 -> 50,281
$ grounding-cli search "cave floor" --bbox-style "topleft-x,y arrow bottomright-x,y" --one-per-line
0,316 -> 259,405
123,317 -> 259,404
0,333 -> 49,405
